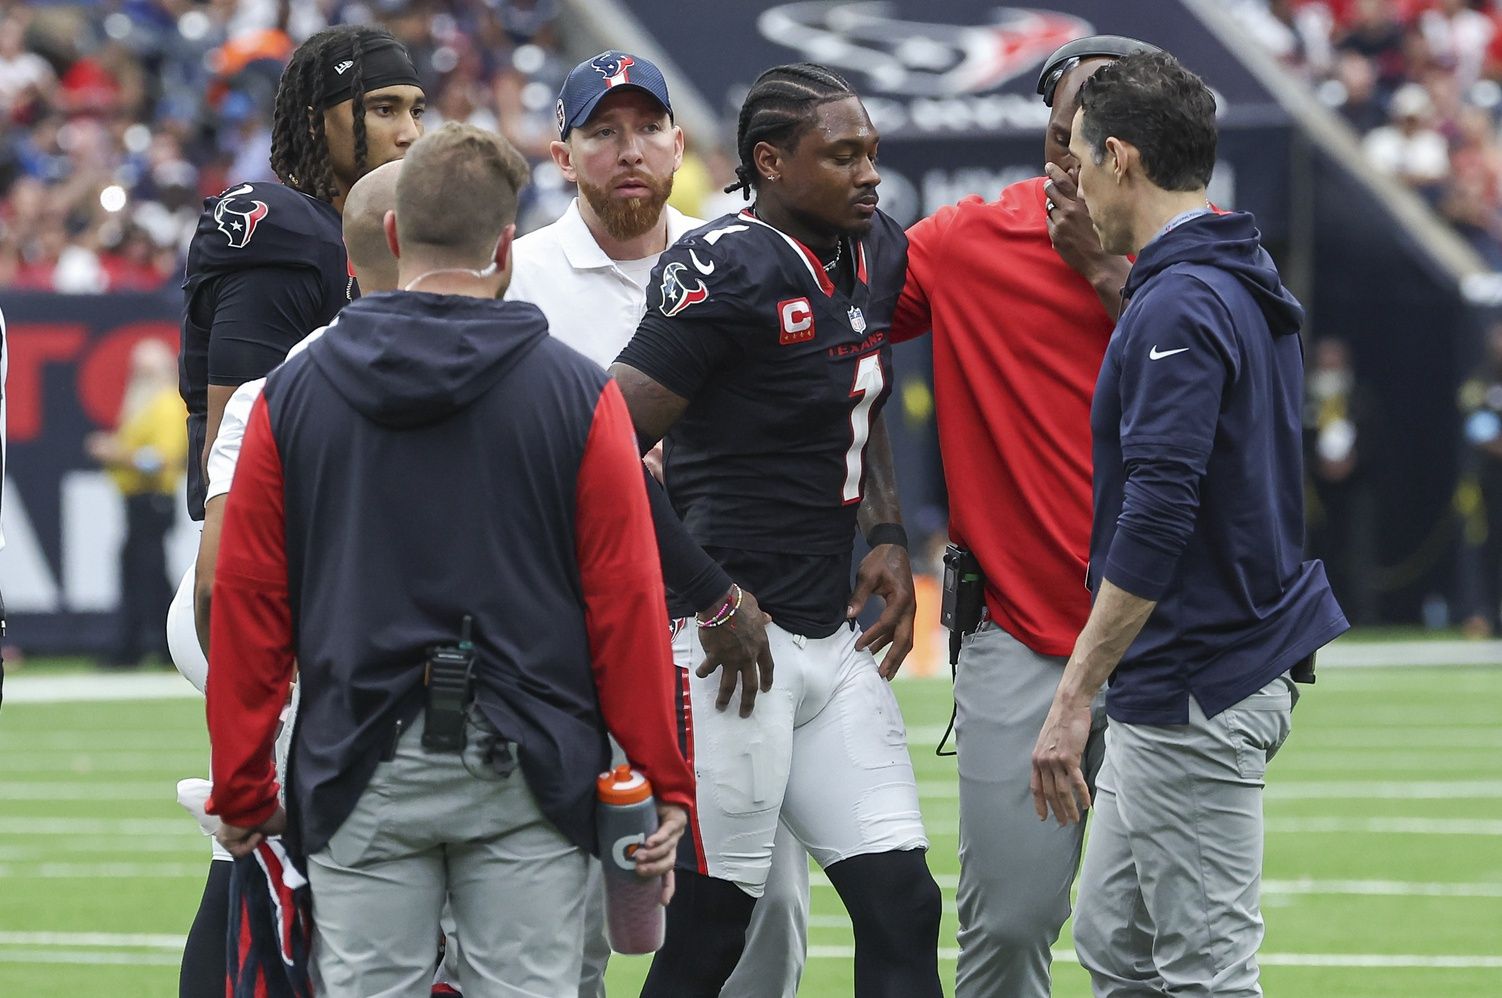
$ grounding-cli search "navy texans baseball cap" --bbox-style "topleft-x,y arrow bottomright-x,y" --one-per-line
556,50 -> 673,139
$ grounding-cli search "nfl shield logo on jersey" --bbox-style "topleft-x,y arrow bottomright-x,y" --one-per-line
847,306 -> 866,333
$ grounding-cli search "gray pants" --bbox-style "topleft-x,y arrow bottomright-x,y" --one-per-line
1073,674 -> 1297,997
722,820 -> 810,998
308,713 -> 589,998
954,623 -> 1107,998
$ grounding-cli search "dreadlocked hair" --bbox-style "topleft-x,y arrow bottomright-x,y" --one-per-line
268,24 -> 393,203
724,63 -> 855,200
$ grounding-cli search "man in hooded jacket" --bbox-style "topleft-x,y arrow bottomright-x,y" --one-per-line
203,123 -> 693,997
1028,53 -> 1348,997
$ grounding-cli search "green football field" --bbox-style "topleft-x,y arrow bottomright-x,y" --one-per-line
1,663 -> 1499,996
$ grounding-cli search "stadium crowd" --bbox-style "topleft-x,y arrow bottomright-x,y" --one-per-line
0,0 -> 580,293
1241,0 -> 1502,266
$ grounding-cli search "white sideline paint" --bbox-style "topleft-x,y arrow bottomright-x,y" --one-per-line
920,816 -> 1502,837
3,640 -> 1498,705
808,872 -> 1502,898
0,817 -> 194,836
1,931 -> 1499,971
803,946 -> 1502,969
0,862 -> 204,878
1264,817 -> 1502,836
3,672 -> 200,703
0,931 -> 183,948
912,779 -> 1502,802
0,781 -> 178,801
1314,638 -> 1502,668
0,950 -> 181,967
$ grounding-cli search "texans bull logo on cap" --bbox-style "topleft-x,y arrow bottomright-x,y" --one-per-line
213,184 -> 269,249
590,52 -> 635,88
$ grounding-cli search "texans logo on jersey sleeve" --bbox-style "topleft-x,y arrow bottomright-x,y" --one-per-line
658,261 -> 709,317
213,184 -> 269,249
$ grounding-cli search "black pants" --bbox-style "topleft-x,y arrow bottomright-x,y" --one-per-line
109,492 -> 175,666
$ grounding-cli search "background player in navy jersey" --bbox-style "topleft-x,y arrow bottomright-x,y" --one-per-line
172,24 -> 423,998
178,23 -> 424,522
612,63 -> 940,998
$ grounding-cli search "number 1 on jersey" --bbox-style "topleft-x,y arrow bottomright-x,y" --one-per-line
842,353 -> 884,504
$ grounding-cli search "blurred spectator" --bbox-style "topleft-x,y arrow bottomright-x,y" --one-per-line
1457,321 -> 1502,637
0,13 -> 56,121
85,338 -> 187,667
1337,0 -> 1412,89
1326,51 -> 1391,130
1304,338 -> 1378,624
1363,82 -> 1450,191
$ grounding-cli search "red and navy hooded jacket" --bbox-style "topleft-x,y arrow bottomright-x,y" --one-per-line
204,291 -> 693,856
1090,211 -> 1349,724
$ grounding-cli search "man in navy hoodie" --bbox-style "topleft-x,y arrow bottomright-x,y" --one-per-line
1029,53 -> 1348,996
203,123 -> 694,996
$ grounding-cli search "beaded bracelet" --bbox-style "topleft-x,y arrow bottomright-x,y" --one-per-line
697,584 -> 743,629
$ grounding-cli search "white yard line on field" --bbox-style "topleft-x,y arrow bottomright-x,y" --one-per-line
0,931 -> 183,949
911,779 -> 1502,801
809,872 -> 1502,898
0,862 -> 205,878
0,950 -> 182,966
919,816 -> 1502,837
1264,817 -> 1502,836
3,673 -> 200,703
2,931 -> 1498,971
0,781 -> 178,801
803,945 -> 1502,969
0,817 -> 198,836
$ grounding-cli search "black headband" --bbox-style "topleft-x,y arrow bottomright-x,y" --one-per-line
318,36 -> 422,110
1036,35 -> 1162,107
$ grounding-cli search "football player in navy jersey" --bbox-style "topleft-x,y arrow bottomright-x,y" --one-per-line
173,25 -> 423,998
613,63 -> 941,998
179,23 -> 425,522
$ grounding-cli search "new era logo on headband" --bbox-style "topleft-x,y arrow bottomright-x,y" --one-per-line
334,60 -> 354,75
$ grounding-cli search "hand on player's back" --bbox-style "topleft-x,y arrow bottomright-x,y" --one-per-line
696,587 -> 775,717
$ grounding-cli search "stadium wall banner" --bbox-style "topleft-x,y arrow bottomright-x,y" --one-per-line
619,0 -> 1293,236
0,290 -> 199,655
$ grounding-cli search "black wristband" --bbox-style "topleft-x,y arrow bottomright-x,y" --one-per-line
865,522 -> 908,549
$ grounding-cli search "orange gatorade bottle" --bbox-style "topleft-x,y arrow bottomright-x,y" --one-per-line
596,764 -> 666,954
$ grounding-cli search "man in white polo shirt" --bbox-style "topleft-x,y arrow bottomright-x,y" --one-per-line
506,50 -> 809,998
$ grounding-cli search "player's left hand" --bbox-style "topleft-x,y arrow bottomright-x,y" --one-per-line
1030,691 -> 1094,826
215,805 -> 287,858
849,544 -> 916,680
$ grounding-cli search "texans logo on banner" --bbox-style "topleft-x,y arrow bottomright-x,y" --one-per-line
214,184 -> 269,249
658,261 -> 709,317
757,3 -> 1089,97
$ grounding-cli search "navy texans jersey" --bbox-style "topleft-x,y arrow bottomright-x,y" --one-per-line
616,208 -> 907,636
179,181 -> 355,519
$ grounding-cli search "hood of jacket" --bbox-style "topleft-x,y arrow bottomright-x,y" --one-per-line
1125,210 -> 1303,337
310,291 -> 549,428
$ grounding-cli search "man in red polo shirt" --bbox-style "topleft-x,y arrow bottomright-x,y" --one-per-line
891,35 -> 1158,998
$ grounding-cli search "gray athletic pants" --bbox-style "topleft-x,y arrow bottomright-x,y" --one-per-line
308,713 -> 590,998
954,622 -> 1108,998
1073,673 -> 1297,997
